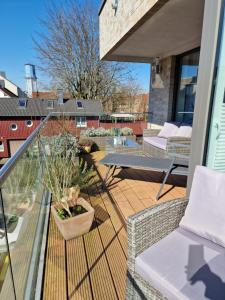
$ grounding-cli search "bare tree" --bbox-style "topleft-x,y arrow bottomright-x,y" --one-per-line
34,0 -> 128,102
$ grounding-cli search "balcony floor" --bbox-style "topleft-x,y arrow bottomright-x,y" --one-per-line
43,151 -> 186,300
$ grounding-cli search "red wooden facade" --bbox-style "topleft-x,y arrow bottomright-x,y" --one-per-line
0,117 -> 146,158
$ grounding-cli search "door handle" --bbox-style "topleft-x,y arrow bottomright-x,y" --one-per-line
214,122 -> 220,140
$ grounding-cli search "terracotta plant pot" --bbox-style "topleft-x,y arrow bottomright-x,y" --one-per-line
51,198 -> 94,240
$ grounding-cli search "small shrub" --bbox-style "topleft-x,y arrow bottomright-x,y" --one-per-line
120,127 -> 133,136
83,127 -> 110,137
83,127 -> 133,137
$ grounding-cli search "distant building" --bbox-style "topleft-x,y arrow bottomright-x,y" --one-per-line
0,71 -> 26,98
25,64 -> 38,98
0,97 -> 102,159
32,91 -> 57,99
117,93 -> 149,114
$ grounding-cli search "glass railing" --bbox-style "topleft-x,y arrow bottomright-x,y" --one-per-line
0,116 -> 51,300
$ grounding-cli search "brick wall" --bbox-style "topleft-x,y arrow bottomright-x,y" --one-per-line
99,0 -> 163,59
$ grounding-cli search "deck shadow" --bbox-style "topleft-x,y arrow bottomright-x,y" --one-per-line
115,168 -> 187,188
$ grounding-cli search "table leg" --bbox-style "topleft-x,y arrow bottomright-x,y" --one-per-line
156,160 -> 175,200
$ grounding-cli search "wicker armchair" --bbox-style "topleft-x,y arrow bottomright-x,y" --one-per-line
126,198 -> 189,300
143,129 -> 191,160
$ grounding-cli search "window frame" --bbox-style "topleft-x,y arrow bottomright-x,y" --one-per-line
76,101 -> 83,109
10,123 -> 18,131
172,47 -> 200,122
76,116 -> 87,127
0,140 -> 4,152
47,100 -> 54,109
25,120 -> 33,128
18,98 -> 27,109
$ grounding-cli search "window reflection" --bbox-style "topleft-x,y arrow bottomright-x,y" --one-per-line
0,140 -> 43,299
0,195 -> 15,299
175,50 -> 200,125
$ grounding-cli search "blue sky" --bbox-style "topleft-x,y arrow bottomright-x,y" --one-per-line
0,0 -> 150,92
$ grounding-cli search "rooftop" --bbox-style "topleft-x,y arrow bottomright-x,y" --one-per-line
0,98 -> 103,117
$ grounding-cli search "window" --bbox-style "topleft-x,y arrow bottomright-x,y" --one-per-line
76,116 -> 87,127
25,120 -> 33,127
0,141 -> 4,152
47,100 -> 54,109
174,49 -> 200,125
18,98 -> 27,108
76,101 -> 83,109
10,123 -> 18,131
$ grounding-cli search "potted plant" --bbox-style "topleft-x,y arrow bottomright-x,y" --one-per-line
41,134 -> 95,240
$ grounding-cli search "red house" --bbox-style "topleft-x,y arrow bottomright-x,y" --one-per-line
0,98 -> 102,160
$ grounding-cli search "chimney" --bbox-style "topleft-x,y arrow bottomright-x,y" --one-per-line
0,80 -> 5,88
0,71 -> 6,78
57,89 -> 64,105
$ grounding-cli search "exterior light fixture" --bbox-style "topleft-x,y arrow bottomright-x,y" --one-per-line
154,57 -> 161,74
152,57 -> 161,74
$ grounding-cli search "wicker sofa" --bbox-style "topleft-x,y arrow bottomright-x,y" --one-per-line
126,198 -> 188,299
143,128 -> 191,160
126,165 -> 225,299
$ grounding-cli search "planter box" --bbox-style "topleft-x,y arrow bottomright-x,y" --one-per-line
80,135 -> 136,150
51,198 -> 94,240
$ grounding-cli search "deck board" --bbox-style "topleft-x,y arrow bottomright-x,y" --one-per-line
67,237 -> 92,300
43,215 -> 67,300
87,185 -> 127,299
43,151 -> 186,299
83,226 -> 118,300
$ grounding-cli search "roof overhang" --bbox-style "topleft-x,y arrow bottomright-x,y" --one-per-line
102,0 -> 205,62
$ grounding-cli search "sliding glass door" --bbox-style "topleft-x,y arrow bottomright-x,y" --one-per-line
174,49 -> 200,125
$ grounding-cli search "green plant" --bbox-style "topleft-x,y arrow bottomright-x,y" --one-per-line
41,133 -> 94,218
120,127 -> 133,136
40,134 -> 79,157
83,127 -> 110,137
70,159 -> 94,189
8,215 -> 18,224
82,127 -> 133,137
2,142 -> 40,216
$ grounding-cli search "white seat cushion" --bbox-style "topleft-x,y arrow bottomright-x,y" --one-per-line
143,136 -> 167,150
158,122 -> 179,138
135,228 -> 225,300
180,166 -> 225,248
175,126 -> 192,138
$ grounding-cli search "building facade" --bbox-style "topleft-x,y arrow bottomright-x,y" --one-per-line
0,98 -> 102,159
99,0 -> 203,126
0,72 -> 26,98
99,0 -> 225,187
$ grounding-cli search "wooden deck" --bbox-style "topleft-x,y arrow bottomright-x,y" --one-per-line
43,151 -> 186,300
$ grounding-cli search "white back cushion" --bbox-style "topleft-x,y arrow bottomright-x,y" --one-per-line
143,136 -> 167,150
180,166 -> 225,248
175,126 -> 192,138
158,122 -> 178,138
